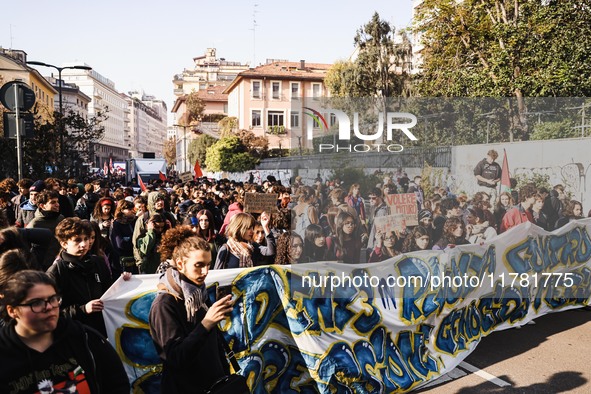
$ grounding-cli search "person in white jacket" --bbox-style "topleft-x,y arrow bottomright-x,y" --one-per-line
466,207 -> 497,244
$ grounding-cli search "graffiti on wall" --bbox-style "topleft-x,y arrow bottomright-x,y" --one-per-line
514,162 -> 588,204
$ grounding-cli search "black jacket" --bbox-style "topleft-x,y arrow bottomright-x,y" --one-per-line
47,251 -> 113,337
213,233 -> 276,269
149,291 -> 230,393
0,317 -> 129,394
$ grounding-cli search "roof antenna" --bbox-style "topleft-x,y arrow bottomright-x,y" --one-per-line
250,3 -> 259,67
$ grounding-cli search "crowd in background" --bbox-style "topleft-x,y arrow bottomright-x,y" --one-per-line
0,168 -> 589,392
0,170 -> 586,280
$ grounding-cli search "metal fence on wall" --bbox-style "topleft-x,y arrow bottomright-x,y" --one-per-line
256,146 -> 452,171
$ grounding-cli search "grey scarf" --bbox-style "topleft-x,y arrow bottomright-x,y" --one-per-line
157,268 -> 208,323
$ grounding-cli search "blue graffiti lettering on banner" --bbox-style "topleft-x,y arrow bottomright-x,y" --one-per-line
231,267 -> 289,351
436,284 -> 530,355
505,227 -> 591,273
400,248 -> 497,323
240,341 -> 317,392
350,268 -> 386,333
533,266 -> 591,309
316,325 -> 439,392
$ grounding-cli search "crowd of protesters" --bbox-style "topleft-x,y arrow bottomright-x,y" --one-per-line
0,165 -> 588,392
0,170 -> 586,272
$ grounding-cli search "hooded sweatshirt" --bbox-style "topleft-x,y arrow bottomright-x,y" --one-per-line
27,209 -> 64,270
0,317 -> 129,394
131,192 -> 175,274
219,202 -> 243,236
15,199 -> 37,228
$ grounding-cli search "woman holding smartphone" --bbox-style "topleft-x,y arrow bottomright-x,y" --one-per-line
149,227 -> 246,393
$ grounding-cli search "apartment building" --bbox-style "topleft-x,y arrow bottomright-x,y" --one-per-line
125,92 -> 168,159
0,48 -> 57,121
61,66 -> 128,165
223,59 -> 331,149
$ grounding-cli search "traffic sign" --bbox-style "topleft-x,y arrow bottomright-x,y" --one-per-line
3,112 -> 35,138
0,81 -> 36,111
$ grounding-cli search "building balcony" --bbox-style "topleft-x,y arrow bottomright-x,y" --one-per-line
174,88 -> 184,96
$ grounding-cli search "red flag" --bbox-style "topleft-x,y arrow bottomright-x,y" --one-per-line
500,149 -> 511,193
138,173 -> 147,192
194,160 -> 203,179
109,157 -> 114,174
103,161 -> 108,176
159,171 -> 167,181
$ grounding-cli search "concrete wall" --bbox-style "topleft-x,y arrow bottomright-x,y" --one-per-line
204,137 -> 591,208
452,138 -> 591,207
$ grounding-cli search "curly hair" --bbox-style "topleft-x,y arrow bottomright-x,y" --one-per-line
157,225 -> 209,262
274,231 -> 303,265
55,217 -> 93,243
441,217 -> 465,244
92,197 -> 115,220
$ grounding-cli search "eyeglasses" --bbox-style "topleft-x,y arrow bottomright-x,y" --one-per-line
369,196 -> 378,200
16,295 -> 62,313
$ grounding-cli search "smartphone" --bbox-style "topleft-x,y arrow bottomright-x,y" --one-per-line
216,285 -> 233,300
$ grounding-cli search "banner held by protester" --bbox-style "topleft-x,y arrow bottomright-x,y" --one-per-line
102,220 -> 591,393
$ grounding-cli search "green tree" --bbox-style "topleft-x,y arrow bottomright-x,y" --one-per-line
205,136 -> 258,172
186,91 -> 205,124
235,129 -> 268,160
218,116 -> 238,137
415,0 -> 591,140
325,12 -> 412,99
0,106 -> 106,179
188,134 -> 217,168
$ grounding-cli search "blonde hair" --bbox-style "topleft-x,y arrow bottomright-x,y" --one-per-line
225,213 -> 256,242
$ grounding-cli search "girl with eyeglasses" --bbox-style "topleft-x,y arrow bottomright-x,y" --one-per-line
0,270 -> 129,393
368,230 -> 401,263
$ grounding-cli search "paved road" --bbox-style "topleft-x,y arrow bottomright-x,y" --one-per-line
416,308 -> 591,393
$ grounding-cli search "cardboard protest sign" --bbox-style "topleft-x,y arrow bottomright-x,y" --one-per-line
244,192 -> 278,213
373,214 -> 407,237
383,193 -> 418,225
179,172 -> 193,182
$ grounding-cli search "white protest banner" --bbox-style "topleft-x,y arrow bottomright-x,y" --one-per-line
383,193 -> 418,226
103,219 -> 591,393
244,192 -> 278,213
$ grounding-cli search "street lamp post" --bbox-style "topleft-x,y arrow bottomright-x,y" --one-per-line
173,124 -> 189,173
27,61 -> 92,176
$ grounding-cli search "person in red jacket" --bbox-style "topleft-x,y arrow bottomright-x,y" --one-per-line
500,184 -> 536,233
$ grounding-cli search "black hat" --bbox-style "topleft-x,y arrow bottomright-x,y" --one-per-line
418,209 -> 433,221
29,180 -> 46,193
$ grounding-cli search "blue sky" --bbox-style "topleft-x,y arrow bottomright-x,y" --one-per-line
3,1 -> 413,118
